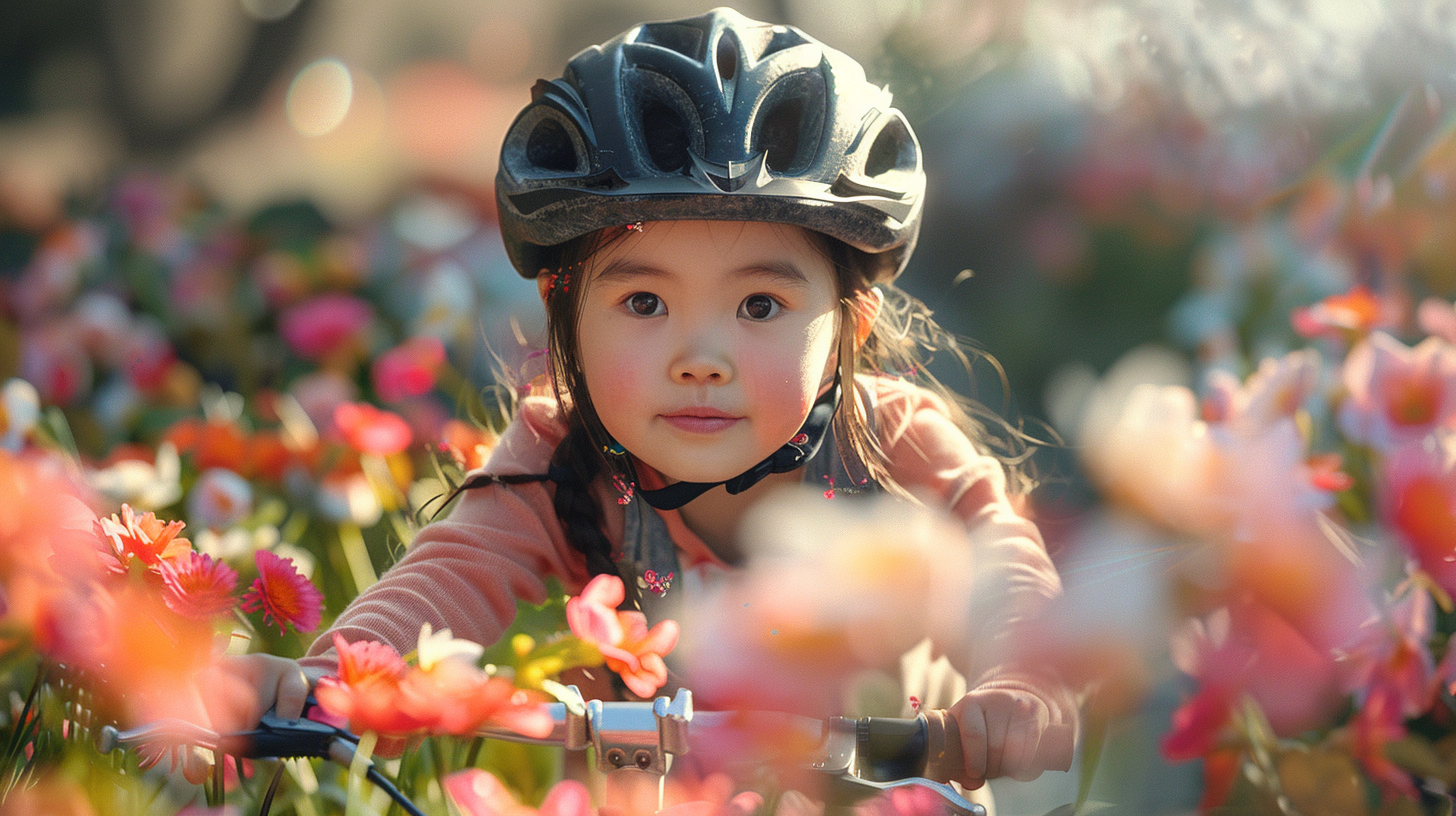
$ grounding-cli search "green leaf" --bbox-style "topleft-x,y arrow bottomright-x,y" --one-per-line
1073,710 -> 1108,815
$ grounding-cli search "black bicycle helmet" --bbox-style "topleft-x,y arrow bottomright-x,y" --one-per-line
496,6 -> 924,283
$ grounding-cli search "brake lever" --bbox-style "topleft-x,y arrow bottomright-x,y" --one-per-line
97,699 -> 358,763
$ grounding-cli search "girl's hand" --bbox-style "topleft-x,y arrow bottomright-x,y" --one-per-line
208,653 -> 313,725
946,688 -> 1061,789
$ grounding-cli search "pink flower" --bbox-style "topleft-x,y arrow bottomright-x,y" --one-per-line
1381,438 -> 1456,597
278,292 -> 374,362
1344,584 -> 1452,723
1339,332 -> 1456,451
1201,349 -> 1319,432
566,574 -> 679,699
372,336 -> 447,403
334,402 -> 413,456
240,550 -> 322,634
445,771 -> 594,816
854,783 -> 955,816
159,552 -> 239,620
1163,603 -> 1344,761
1418,296 -> 1456,345
20,321 -> 92,406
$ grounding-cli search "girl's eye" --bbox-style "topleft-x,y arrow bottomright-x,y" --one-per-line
740,294 -> 780,321
627,292 -> 664,316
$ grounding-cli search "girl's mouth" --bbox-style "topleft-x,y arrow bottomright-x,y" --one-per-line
660,410 -> 742,434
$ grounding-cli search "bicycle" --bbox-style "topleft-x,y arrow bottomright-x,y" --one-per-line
96,684 -> 1070,816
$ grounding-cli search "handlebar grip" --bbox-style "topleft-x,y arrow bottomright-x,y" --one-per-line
922,709 -> 1076,783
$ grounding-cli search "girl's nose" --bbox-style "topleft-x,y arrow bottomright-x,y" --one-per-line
670,347 -> 733,384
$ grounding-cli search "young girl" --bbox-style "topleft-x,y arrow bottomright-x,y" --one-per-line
242,6 -> 1078,804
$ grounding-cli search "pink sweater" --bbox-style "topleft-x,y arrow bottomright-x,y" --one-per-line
301,376 -> 1074,727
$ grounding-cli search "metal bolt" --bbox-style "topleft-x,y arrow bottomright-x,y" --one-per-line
605,748 -> 627,767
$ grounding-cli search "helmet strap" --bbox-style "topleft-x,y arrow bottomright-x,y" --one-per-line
638,380 -> 841,511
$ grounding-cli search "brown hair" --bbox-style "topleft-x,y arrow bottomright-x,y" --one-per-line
516,223 -> 1039,578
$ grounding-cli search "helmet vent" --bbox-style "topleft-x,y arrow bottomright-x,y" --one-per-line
716,35 -> 738,82
753,71 -> 826,175
637,22 -> 707,61
759,98 -> 804,172
865,115 -> 915,179
526,116 -> 581,173
641,100 -> 693,172
758,26 -> 808,59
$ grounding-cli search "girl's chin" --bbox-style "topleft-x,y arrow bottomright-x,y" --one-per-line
636,456 -> 756,486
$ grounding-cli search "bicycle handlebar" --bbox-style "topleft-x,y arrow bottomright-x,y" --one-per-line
98,687 -> 1075,816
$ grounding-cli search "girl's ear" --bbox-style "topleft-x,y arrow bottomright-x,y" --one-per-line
537,271 -> 554,304
852,287 -> 884,350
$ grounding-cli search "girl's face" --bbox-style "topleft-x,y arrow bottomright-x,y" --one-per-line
574,220 -> 841,484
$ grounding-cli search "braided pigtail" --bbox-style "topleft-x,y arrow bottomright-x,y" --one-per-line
549,423 -> 621,577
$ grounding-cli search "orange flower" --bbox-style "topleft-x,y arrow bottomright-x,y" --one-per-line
92,504 -> 192,574
240,550 -> 322,634
1291,285 -> 1388,340
440,419 -> 497,470
333,632 -> 406,685
165,417 -> 251,474
566,574 -> 679,699
315,629 -> 553,739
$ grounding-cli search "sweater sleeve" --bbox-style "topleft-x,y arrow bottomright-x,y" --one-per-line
874,378 -> 1079,728
298,394 -> 601,674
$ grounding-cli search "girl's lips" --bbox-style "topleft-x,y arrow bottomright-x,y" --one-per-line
660,413 -> 742,434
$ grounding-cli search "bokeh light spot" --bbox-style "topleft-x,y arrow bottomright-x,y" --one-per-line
287,58 -> 353,138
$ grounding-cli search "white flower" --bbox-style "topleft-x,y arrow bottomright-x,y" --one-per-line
0,378 -> 41,451
88,441 -> 183,510
416,623 -> 484,671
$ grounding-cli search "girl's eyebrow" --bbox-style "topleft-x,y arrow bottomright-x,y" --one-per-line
740,260 -> 810,287
592,258 -> 810,287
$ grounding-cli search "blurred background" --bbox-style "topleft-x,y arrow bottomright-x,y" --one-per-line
7,1 -> 1456,812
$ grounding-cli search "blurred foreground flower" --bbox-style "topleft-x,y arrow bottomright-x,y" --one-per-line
679,490 -> 980,719
314,626 -> 553,740
446,771 -> 594,816
1075,286 -> 1456,809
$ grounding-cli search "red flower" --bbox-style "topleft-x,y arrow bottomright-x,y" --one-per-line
159,552 -> 238,619
566,574 -> 679,698
372,336 -> 446,403
334,402 -> 413,456
92,504 -> 192,574
1352,683 -> 1418,800
240,550 -> 322,634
